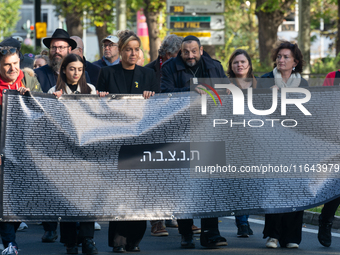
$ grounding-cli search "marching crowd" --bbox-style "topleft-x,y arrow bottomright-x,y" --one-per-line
0,27 -> 338,254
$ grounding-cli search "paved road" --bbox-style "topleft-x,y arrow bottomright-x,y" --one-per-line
11,216 -> 340,254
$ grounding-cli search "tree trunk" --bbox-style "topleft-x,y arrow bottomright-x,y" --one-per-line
337,0 -> 340,59
298,0 -> 311,75
144,2 -> 161,61
65,11 -> 83,38
256,0 -> 295,66
96,24 -> 108,58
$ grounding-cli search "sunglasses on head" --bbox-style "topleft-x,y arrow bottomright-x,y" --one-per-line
0,47 -> 17,55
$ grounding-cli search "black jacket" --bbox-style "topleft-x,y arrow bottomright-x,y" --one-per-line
160,51 -> 228,93
84,57 -> 101,86
35,64 -> 91,93
96,63 -> 158,94
258,71 -> 308,88
144,56 -> 161,92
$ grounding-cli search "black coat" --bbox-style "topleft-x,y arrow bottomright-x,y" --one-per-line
85,57 -> 101,87
258,71 -> 309,88
160,51 -> 228,93
35,64 -> 91,93
144,56 -> 161,92
96,63 -> 158,93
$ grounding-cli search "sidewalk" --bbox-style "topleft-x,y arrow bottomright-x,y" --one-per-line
304,211 -> 340,228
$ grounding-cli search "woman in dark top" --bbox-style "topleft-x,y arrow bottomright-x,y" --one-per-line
261,41 -> 307,249
97,30 -> 157,253
96,32 -> 158,97
226,49 -> 255,238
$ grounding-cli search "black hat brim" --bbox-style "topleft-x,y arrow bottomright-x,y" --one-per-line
43,38 -> 77,50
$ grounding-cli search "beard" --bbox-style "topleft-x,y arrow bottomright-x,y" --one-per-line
49,51 -> 68,73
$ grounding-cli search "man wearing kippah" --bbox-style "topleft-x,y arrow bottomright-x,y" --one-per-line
160,35 -> 228,249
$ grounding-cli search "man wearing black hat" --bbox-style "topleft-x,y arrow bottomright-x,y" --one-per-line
34,28 -> 90,93
160,36 -> 229,249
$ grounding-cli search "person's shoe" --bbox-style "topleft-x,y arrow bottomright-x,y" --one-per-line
151,221 -> 169,236
192,225 -> 201,234
126,245 -> 140,252
318,217 -> 332,247
181,234 -> 195,249
286,243 -> 299,248
165,219 -> 178,228
17,222 -> 28,231
237,224 -> 249,237
200,230 -> 228,248
2,242 -> 18,255
247,222 -> 253,235
65,244 -> 78,254
112,246 -> 126,253
41,230 -> 58,242
94,222 -> 101,231
266,237 -> 278,248
82,238 -> 98,255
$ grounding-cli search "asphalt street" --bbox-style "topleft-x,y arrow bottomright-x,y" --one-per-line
10,215 -> 340,254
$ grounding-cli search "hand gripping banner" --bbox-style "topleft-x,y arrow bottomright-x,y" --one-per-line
0,86 -> 339,222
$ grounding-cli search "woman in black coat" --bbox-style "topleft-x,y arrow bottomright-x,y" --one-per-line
96,30 -> 157,253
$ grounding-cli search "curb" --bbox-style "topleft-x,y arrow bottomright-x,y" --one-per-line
303,211 -> 340,229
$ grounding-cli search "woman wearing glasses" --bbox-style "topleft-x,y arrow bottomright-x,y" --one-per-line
259,41 -> 307,249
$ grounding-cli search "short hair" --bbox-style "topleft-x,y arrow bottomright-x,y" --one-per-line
117,30 -> 141,52
227,49 -> 253,79
0,46 -> 19,62
272,40 -> 304,73
182,39 -> 201,48
55,53 -> 91,94
158,35 -> 183,57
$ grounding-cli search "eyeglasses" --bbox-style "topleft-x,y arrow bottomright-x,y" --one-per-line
50,46 -> 69,52
0,47 -> 17,55
102,44 -> 117,49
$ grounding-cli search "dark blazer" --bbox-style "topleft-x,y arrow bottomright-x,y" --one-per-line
144,56 -> 161,92
258,71 -> 309,88
96,63 -> 158,93
160,51 -> 228,93
84,57 -> 101,87
35,64 -> 92,93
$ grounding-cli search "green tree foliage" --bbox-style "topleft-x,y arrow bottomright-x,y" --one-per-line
0,0 -> 22,39
216,1 -> 259,72
128,0 -> 166,61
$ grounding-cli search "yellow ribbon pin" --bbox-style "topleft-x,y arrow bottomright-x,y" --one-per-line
135,81 -> 138,88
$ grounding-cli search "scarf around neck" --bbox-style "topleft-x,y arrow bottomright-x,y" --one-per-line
273,67 -> 301,88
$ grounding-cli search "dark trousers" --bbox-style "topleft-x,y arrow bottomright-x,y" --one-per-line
263,211 -> 303,246
178,217 -> 219,235
108,221 -> 146,247
43,222 -> 58,231
320,197 -> 340,223
0,222 -> 20,248
60,222 -> 94,244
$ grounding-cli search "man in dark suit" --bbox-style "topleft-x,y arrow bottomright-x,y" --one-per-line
71,36 -> 100,86
34,29 -> 77,93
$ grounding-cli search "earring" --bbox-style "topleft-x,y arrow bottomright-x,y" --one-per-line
293,67 -> 295,71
